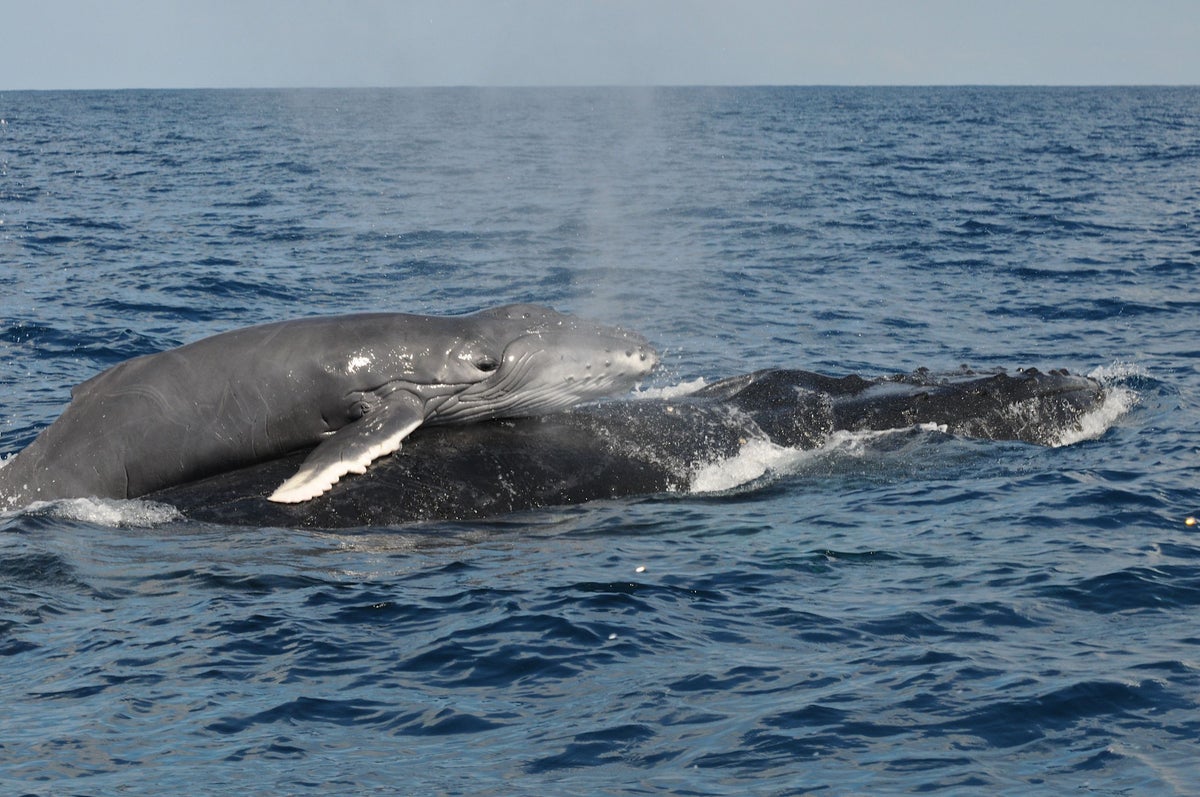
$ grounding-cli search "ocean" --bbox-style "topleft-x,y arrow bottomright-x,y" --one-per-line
1,86 -> 1198,795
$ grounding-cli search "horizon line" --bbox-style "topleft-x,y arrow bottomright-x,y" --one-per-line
4,82 -> 1198,92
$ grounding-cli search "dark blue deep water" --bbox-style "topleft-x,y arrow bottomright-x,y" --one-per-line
1,87 -> 1198,794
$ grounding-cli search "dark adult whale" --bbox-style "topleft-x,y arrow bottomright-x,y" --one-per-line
0,304 -> 657,509
149,367 -> 1110,529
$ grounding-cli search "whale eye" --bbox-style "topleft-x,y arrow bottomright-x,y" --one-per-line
475,356 -> 501,373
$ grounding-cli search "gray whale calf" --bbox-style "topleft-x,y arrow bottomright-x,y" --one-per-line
149,367 -> 1108,528
0,304 -> 657,509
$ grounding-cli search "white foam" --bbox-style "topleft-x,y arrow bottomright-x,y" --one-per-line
689,438 -> 802,493
43,497 -> 182,527
1087,361 -> 1147,383
1052,382 -> 1138,447
1040,362 -> 1142,447
686,425 -> 941,494
632,377 -> 707,401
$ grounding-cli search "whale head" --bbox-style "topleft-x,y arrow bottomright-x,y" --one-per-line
430,303 -> 659,423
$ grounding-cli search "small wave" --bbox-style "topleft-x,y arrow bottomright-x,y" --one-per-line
50,216 -> 128,231
22,234 -> 75,247
1036,566 -> 1200,614
213,190 -> 277,208
956,219 -> 1013,236
0,551 -> 82,588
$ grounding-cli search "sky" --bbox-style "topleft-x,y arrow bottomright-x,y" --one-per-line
2,0 -> 1198,90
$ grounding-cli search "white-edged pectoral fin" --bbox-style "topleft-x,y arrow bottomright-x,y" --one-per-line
268,392 -> 425,503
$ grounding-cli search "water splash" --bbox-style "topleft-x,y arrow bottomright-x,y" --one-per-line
39,497 -> 182,527
1049,362 -> 1142,447
689,437 -> 803,493
687,425 -> 947,495
630,377 -> 707,400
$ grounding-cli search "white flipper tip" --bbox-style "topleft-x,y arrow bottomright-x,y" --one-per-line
266,445 -> 399,504
266,424 -> 415,504
268,468 -> 341,503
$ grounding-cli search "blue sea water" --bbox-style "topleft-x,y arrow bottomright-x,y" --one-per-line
1,86 -> 1198,794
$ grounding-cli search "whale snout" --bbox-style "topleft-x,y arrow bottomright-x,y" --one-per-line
604,326 -> 662,369
429,306 -> 661,425
598,333 -> 659,378
442,319 -> 659,424
487,305 -> 658,372
561,324 -> 659,391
